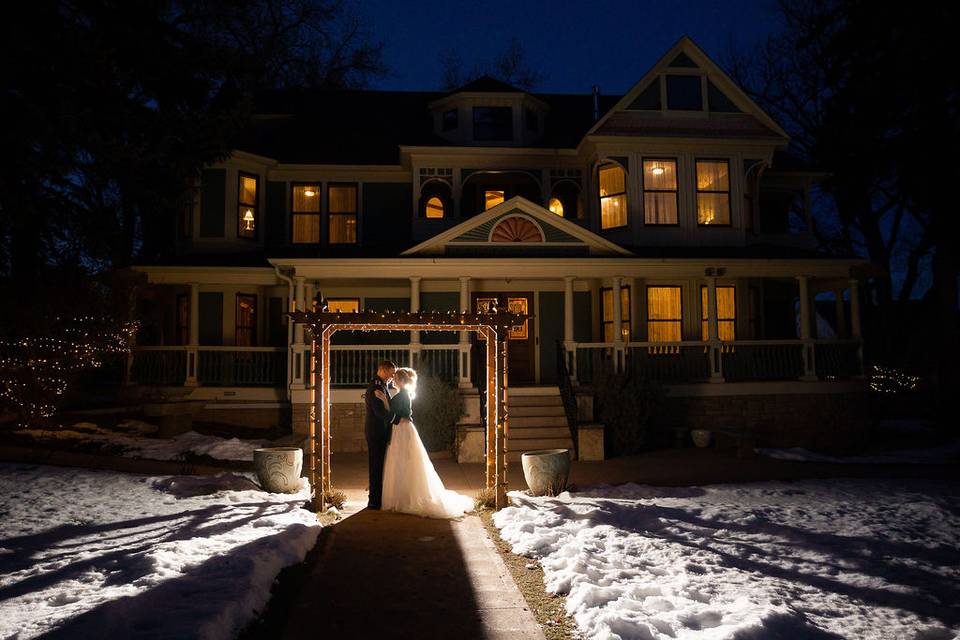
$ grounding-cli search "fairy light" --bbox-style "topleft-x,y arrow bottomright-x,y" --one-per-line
869,365 -> 919,394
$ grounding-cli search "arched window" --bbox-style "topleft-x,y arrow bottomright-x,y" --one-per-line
425,196 -> 444,219
548,197 -> 563,216
598,163 -> 628,229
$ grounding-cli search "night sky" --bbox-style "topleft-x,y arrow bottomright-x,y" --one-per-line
353,0 -> 781,94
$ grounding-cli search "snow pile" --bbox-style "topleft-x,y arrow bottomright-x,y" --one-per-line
757,442 -> 960,464
0,464 -> 321,640
494,480 -> 960,640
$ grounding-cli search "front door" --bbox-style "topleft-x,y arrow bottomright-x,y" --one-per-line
473,292 -> 535,384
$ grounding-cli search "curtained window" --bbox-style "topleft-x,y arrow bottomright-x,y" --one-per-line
425,196 -> 445,219
326,298 -> 360,313
598,163 -> 628,229
696,160 -> 731,225
484,190 -> 505,210
235,294 -> 257,346
642,159 -> 678,225
602,287 -> 631,342
328,184 -> 358,244
647,286 -> 682,342
237,173 -> 258,239
292,183 -> 321,243
548,197 -> 563,216
701,286 -> 736,340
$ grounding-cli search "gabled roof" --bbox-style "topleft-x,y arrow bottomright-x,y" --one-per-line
402,196 -> 632,257
585,36 -> 789,142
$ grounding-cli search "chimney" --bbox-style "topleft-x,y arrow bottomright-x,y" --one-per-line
592,85 -> 600,121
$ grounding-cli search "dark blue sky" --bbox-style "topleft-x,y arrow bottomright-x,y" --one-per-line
352,0 -> 782,94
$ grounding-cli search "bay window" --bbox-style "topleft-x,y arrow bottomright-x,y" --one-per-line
598,163 -> 628,229
237,173 -> 258,239
328,183 -> 358,244
696,160 -> 731,225
642,159 -> 678,225
292,183 -> 321,243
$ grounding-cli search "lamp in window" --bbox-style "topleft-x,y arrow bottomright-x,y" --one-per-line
242,209 -> 255,231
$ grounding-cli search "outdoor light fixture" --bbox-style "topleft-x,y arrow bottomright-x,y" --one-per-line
242,209 -> 255,230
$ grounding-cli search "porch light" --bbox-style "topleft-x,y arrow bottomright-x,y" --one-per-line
242,209 -> 255,230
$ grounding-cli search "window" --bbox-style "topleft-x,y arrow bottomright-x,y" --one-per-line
701,286 -> 736,340
602,287 -> 631,342
647,286 -> 682,342
696,160 -> 731,225
598,163 -> 628,229
642,159 -> 678,225
237,173 -> 258,239
176,294 -> 189,345
292,183 -> 321,243
484,190 -> 505,210
425,196 -> 445,219
326,298 -> 360,313
442,109 -> 458,131
666,75 -> 703,110
236,294 -> 257,346
473,106 -> 513,141
525,108 -> 538,132
548,197 -> 563,216
328,183 -> 358,244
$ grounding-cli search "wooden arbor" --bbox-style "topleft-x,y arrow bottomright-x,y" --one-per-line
288,308 -> 530,510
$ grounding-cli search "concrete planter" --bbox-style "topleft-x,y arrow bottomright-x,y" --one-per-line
691,429 -> 712,448
253,447 -> 303,494
521,449 -> 571,496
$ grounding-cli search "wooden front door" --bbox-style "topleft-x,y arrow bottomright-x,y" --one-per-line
473,292 -> 535,384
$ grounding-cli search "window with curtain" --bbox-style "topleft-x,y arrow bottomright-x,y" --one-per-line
425,196 -> 445,218
647,286 -> 682,342
696,160 -> 730,225
548,197 -> 563,216
326,298 -> 359,313
642,159 -> 678,225
292,183 -> 321,243
235,294 -> 257,346
598,163 -> 628,229
701,286 -> 736,340
602,287 -> 631,342
237,173 -> 258,239
484,190 -> 504,210
176,294 -> 189,345
328,183 -> 358,244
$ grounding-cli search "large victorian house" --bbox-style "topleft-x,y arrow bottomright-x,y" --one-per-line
130,38 -> 869,461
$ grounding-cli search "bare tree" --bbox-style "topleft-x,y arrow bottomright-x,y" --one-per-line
440,37 -> 544,91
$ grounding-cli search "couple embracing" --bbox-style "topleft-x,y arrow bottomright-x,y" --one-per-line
363,360 -> 473,519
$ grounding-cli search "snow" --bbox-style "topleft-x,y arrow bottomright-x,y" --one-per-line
18,423 -> 271,462
494,480 -> 960,640
757,442 -> 960,465
0,463 -> 321,640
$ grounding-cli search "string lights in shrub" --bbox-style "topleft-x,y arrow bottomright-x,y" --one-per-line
868,365 -> 919,394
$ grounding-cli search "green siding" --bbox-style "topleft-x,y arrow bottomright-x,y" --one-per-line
199,169 -> 226,238
265,181 -> 287,248
198,292 -> 223,346
538,292 -> 564,383
362,183 -> 413,248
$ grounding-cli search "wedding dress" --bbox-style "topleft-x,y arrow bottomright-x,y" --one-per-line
381,388 -> 473,519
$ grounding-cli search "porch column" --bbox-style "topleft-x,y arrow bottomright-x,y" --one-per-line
409,276 -> 421,367
834,288 -> 847,338
797,275 -> 817,380
612,276 -> 625,372
706,277 -> 724,382
458,276 -> 472,387
185,283 -> 200,386
849,279 -> 864,375
563,276 -> 577,382
291,276 -> 306,388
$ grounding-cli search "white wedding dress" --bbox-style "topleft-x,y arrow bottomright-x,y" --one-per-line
381,390 -> 473,519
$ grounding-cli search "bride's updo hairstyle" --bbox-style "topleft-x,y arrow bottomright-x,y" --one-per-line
394,367 -> 417,388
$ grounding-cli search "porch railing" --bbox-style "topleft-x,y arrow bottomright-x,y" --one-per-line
197,347 -> 286,386
326,345 -> 460,386
720,341 -> 805,381
130,347 -> 187,385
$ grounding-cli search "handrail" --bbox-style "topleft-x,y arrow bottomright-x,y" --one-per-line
134,345 -> 285,352
556,340 -> 579,458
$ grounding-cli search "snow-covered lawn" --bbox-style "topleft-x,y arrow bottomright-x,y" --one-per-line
495,480 -> 960,640
0,463 -> 320,639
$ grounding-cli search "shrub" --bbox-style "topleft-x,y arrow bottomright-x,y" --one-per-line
411,375 -> 463,453
322,488 -> 347,510
594,365 -> 664,457
474,487 -> 496,511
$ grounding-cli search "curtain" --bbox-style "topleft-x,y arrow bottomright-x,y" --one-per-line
643,160 -> 678,224
293,184 -> 320,212
329,185 -> 357,213
599,164 -> 628,229
293,214 -> 320,243
696,160 -> 730,225
239,175 -> 257,205
647,287 -> 682,342
329,214 -> 356,243
701,286 -> 736,340
235,295 -> 256,347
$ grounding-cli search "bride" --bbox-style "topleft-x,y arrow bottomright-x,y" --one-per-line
374,367 -> 473,519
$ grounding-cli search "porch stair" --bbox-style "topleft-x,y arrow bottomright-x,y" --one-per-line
506,387 -> 575,462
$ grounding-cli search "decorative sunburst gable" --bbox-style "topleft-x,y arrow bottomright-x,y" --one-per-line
402,196 -> 632,257
584,36 -> 789,142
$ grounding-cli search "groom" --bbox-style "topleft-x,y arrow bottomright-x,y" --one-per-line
363,360 -> 400,510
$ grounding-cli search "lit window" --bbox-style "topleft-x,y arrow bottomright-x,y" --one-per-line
328,183 -> 358,244
236,294 -> 257,346
292,183 -> 321,243
647,286 -> 682,342
701,286 -> 736,340
602,287 -> 631,342
425,196 -> 444,219
696,160 -> 730,225
484,190 -> 505,210
598,163 -> 627,229
642,159 -> 678,225
238,173 -> 258,239
548,197 -> 564,216
326,298 -> 360,313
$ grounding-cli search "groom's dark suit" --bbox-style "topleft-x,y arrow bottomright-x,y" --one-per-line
363,376 -> 399,509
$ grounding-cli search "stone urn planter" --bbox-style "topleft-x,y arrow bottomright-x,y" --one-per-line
691,429 -> 712,448
521,449 -> 571,497
253,447 -> 303,494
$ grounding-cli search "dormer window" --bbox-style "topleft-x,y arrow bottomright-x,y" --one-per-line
442,109 -> 458,131
666,75 -> 703,111
473,107 -> 512,141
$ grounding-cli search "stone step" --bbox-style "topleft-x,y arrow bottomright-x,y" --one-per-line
508,395 -> 564,407
508,437 -> 575,451
508,404 -> 566,417
509,386 -> 560,396
509,415 -> 568,428
508,426 -> 571,439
